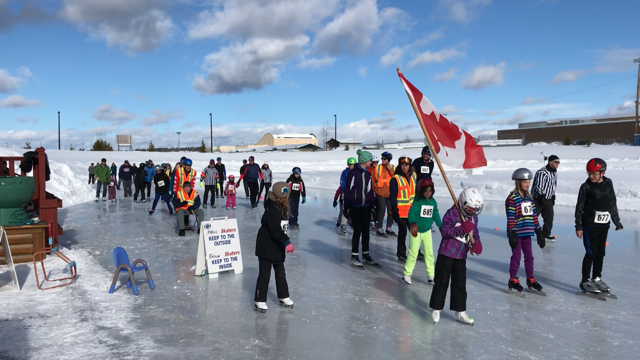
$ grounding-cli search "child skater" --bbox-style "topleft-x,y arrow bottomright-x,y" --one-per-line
108,174 -> 117,202
286,167 -> 306,229
505,168 -> 546,295
224,175 -> 237,209
575,158 -> 623,296
402,179 -> 442,285
254,182 -> 295,313
429,188 -> 483,325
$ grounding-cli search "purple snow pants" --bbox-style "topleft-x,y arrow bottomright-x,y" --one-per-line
509,236 -> 534,279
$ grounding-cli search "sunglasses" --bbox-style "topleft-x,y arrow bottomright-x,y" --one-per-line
381,157 -> 389,161
553,161 -> 560,164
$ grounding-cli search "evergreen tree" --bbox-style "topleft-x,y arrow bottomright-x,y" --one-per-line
148,140 -> 156,152
23,141 -> 31,149
91,139 -> 114,151
199,139 -> 206,153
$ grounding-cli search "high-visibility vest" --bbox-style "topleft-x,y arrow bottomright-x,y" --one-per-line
394,173 -> 416,218
375,164 -> 395,188
176,167 -> 196,189
177,189 -> 197,210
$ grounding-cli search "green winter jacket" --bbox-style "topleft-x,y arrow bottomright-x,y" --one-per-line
94,164 -> 111,183
408,196 -> 442,232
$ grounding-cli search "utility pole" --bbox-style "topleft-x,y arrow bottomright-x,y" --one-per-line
58,111 -> 60,150
634,58 -> 640,142
209,113 -> 213,153
176,132 -> 181,151
334,114 -> 337,140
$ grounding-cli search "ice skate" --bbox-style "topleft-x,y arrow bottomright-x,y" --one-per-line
340,225 -> 347,235
385,228 -> 397,236
431,310 -> 440,324
525,277 -> 547,296
169,209 -> 174,214
351,256 -> 364,269
427,276 -> 435,285
178,230 -> 185,237
142,199 -> 147,203
401,275 -> 411,285
577,280 -> 606,301
102,197 -> 106,201
593,277 -> 617,299
279,298 -> 294,308
363,254 -> 381,267
203,204 -> 207,209
95,197 -> 99,202
254,302 -> 268,313
149,210 -> 154,215
375,229 -> 388,237
504,277 -> 525,298
397,254 -> 407,262
226,206 -> 230,210
545,236 -> 556,243
455,311 -> 474,326
233,206 -> 236,209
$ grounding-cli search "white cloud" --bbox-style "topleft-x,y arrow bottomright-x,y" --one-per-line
551,69 -> 586,84
15,117 -> 38,124
409,47 -> 465,67
594,48 -> 640,73
380,46 -> 404,67
440,105 -> 462,114
439,0 -> 492,24
433,68 -> 457,82
0,68 -> 32,93
462,62 -> 506,90
298,57 -> 336,69
142,109 -> 182,126
60,0 -> 174,54
193,36 -> 310,95
521,95 -> 546,104
483,109 -> 502,116
493,112 -> 527,125
93,104 -> 136,125
607,101 -> 635,116
367,111 -> 395,126
0,95 -> 41,108
358,67 -> 367,77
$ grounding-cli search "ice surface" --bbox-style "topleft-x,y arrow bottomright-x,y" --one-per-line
1,187 -> 640,359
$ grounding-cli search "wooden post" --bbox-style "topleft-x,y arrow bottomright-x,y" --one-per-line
396,68 -> 475,245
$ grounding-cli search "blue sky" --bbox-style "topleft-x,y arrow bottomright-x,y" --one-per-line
0,0 -> 638,149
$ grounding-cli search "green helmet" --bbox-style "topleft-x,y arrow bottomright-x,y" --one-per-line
347,157 -> 357,165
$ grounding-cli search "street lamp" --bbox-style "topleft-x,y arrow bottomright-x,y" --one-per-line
176,132 -> 181,151
634,58 -> 640,138
209,113 -> 213,153
334,114 -> 337,140
58,111 -> 60,150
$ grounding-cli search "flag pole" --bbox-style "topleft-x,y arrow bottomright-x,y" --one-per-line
396,68 -> 474,245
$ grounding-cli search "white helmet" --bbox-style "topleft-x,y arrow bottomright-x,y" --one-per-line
458,187 -> 483,217
371,155 -> 379,162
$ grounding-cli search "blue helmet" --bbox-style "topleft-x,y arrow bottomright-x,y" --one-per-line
292,167 -> 301,175
381,151 -> 393,161
216,157 -> 222,161
183,159 -> 193,166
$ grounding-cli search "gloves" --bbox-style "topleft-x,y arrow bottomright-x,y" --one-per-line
616,224 -> 623,231
333,198 -> 338,208
179,201 -> 188,207
235,182 -> 240,187
302,197 -> 306,204
536,228 -> 545,249
199,181 -> 203,188
461,220 -> 474,234
285,243 -> 294,254
508,229 -> 518,249
410,223 -> 418,238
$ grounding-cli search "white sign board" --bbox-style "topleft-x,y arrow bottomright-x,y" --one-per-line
195,217 -> 244,278
0,227 -> 20,293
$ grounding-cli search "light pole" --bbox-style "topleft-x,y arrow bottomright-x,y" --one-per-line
58,111 -> 60,150
209,113 -> 213,153
176,132 -> 181,151
333,114 -> 337,140
634,58 -> 640,139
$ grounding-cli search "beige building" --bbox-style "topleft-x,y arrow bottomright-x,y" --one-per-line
255,133 -> 318,147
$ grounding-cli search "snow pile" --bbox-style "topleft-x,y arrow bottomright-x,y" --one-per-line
2,145 -> 640,210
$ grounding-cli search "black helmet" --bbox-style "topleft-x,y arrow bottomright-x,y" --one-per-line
422,146 -> 431,156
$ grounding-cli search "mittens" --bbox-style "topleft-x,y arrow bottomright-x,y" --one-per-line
410,223 -> 418,238
508,229 -> 518,249
285,243 -> 294,254
461,220 -> 474,234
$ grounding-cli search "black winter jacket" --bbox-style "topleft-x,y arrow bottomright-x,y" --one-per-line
255,197 -> 291,263
135,165 -> 147,185
574,176 -> 622,230
285,174 -> 306,199
154,173 -> 171,195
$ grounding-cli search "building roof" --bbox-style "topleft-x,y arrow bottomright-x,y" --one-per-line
272,134 -> 317,139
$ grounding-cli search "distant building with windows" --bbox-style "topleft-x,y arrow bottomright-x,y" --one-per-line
218,133 -> 319,153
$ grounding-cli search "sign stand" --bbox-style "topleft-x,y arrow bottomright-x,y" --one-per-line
195,217 -> 244,278
0,227 -> 20,293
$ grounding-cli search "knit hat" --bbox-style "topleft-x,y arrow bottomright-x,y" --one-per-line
357,149 -> 372,164
548,155 -> 559,163
269,181 -> 290,201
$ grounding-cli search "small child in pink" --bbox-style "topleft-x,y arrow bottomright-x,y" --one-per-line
108,174 -> 117,202
225,175 -> 237,209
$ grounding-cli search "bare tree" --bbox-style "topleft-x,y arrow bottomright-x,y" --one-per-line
319,120 -> 330,150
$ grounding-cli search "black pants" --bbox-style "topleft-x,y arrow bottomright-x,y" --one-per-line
254,260 -> 289,302
376,195 -> 393,230
249,180 -> 259,206
144,182 -> 152,197
429,254 -> 467,312
350,206 -> 371,255
535,197 -> 555,237
582,226 -> 608,282
134,183 -> 145,201
288,197 -> 300,226
217,179 -> 225,197
396,218 -> 410,257
260,182 -> 272,201
203,185 -> 216,206
243,179 -> 250,198
88,174 -> 95,184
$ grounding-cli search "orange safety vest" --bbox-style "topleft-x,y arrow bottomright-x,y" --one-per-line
375,164 -> 395,188
175,167 -> 196,190
394,173 -> 416,218
177,189 -> 197,210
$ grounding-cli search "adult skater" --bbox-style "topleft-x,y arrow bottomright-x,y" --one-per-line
133,160 -> 148,203
118,160 -> 134,197
337,157 -> 357,234
150,165 -> 173,215
372,151 -> 395,237
259,161 -> 273,203
412,146 -> 435,190
237,156 -> 263,208
239,159 -> 249,199
344,149 -> 379,268
214,157 -> 226,198
505,168 -> 545,295
88,163 -> 95,184
144,160 -> 156,198
254,182 -> 295,313
430,188 -> 483,325
575,158 -> 623,295
532,155 -> 560,242
172,181 -> 204,236
286,167 -> 306,229
94,158 -> 110,201
200,159 -> 218,209
403,178 -> 441,285
390,155 -> 421,262
173,158 -> 196,195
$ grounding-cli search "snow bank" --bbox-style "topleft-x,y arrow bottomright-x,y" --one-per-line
2,145 -> 640,211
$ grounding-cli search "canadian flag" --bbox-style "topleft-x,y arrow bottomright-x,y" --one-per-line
399,72 -> 487,169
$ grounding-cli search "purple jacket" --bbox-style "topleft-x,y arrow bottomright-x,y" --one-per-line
344,164 -> 376,207
437,205 -> 481,260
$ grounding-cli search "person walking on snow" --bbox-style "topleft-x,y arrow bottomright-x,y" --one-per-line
214,157 -> 226,198
429,188 -> 483,326
286,167 -> 306,229
390,155 -> 423,262
337,158 -> 357,234
224,175 -> 237,209
259,162 -> 273,203
239,159 -> 250,199
402,178 -> 442,285
372,151 -> 396,237
412,146 -> 435,192
88,163 -> 95,184
118,160 -> 134,197
149,165 -> 173,215
532,155 -> 560,242
505,168 -> 546,294
200,160 -> 219,209
237,156 -> 263,208
575,158 -> 623,295
172,181 -> 204,237
94,158 -> 110,201
344,150 -> 379,268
